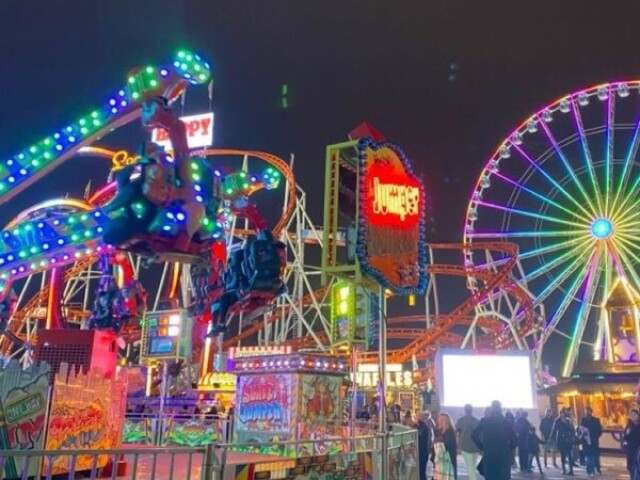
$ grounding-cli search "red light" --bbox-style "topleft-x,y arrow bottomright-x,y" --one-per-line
365,162 -> 421,228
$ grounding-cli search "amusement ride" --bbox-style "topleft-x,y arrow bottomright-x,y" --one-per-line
2,49 -> 637,393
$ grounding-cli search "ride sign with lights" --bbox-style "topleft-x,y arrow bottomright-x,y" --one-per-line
151,112 -> 214,150
356,138 -> 427,294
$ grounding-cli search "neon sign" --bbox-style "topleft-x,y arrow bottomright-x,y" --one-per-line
371,177 -> 420,221
356,138 -> 428,294
110,150 -> 140,172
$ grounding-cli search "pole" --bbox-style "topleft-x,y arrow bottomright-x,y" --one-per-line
377,286 -> 388,480
160,361 -> 168,417
351,345 -> 358,441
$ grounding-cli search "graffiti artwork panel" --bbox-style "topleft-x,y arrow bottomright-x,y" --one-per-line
0,361 -> 50,478
234,374 -> 292,452
44,364 -> 127,475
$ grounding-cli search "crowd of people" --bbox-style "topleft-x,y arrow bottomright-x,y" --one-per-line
405,401 -> 615,480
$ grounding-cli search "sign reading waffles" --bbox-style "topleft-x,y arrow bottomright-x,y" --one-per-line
356,138 -> 427,294
151,112 -> 214,150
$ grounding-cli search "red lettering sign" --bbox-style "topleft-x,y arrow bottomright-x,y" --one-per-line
356,138 -> 427,294
151,112 -> 214,149
366,161 -> 422,228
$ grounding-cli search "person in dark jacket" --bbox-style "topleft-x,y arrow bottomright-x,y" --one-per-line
624,409 -> 640,480
472,400 -> 516,480
551,408 -> 576,475
505,410 -> 517,468
540,408 -> 558,468
515,410 -> 532,472
580,407 -> 603,474
417,411 -> 434,480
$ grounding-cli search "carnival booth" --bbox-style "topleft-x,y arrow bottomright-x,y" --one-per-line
229,348 -> 347,457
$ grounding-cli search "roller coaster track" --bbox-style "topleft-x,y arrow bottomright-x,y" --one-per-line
357,241 -> 531,364
0,255 -> 98,355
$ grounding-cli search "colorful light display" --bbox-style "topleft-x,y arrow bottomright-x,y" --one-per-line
140,309 -> 193,361
0,49 -> 209,206
356,138 -> 427,295
463,80 -> 640,376
330,280 -> 370,349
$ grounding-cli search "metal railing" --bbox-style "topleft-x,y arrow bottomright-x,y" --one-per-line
0,427 -> 417,480
0,446 -> 206,480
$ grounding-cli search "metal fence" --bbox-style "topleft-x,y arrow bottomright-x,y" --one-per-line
0,427 -> 417,480
0,446 -> 206,480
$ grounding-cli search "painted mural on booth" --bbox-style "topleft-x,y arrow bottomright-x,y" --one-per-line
0,361 -> 50,478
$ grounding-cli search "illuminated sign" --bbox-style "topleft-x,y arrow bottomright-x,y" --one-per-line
372,178 -> 420,221
140,309 -> 192,361
228,345 -> 292,360
197,372 -> 237,392
368,161 -> 422,228
354,364 -> 413,389
110,150 -> 140,172
356,138 -> 427,294
151,112 -> 214,150
330,280 -> 370,348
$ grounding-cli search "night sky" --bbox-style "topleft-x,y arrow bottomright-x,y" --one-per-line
2,0 -> 640,372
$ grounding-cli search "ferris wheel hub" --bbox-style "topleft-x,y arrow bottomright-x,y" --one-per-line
590,217 -> 613,240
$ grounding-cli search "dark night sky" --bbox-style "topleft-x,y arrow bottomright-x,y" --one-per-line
1,0 -> 640,370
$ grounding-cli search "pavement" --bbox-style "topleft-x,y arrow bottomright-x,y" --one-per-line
94,451 -> 631,480
454,454 -> 628,480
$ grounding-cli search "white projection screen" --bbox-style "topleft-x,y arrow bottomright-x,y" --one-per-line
436,349 -> 535,409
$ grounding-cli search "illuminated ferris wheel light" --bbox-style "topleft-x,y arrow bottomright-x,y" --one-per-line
590,218 -> 613,240
464,80 -> 640,377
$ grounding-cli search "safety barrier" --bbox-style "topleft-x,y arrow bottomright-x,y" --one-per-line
0,427 -> 417,480
0,446 -> 206,480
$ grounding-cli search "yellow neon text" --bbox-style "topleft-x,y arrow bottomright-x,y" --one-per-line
371,177 -> 420,220
111,150 -> 140,172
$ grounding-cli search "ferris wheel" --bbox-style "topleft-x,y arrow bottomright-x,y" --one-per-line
464,81 -> 640,377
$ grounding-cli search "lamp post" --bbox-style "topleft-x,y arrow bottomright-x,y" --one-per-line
377,286 -> 388,480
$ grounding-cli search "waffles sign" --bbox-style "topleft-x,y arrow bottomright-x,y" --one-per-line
356,138 -> 427,294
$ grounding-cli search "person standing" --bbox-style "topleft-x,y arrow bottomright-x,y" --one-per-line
515,410 -> 532,472
434,413 -> 457,480
528,425 -> 543,474
624,409 -> 640,480
505,410 -> 517,468
417,412 -> 434,480
456,404 -> 480,480
551,408 -> 576,475
540,408 -> 558,469
581,407 -> 603,474
472,400 -> 516,480
576,425 -> 595,478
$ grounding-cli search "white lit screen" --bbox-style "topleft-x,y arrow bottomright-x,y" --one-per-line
441,354 -> 534,409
